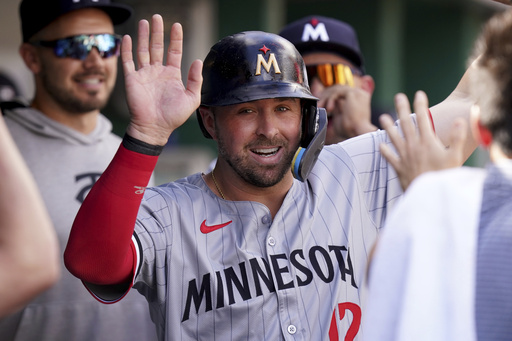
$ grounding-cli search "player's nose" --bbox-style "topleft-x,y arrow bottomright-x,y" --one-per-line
255,110 -> 279,139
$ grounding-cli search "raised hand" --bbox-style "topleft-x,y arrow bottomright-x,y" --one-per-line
318,84 -> 377,140
380,91 -> 467,191
122,15 -> 203,146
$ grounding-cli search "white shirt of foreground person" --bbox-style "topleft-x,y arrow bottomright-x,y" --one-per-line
363,167 -> 484,341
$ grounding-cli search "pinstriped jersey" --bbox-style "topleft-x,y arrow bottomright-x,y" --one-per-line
131,129 -> 402,341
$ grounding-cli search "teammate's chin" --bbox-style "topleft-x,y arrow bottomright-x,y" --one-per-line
59,94 -> 109,114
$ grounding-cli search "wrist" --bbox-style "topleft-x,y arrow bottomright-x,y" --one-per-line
125,124 -> 170,147
122,134 -> 165,156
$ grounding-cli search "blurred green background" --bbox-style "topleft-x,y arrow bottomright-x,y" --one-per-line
1,0 -> 505,182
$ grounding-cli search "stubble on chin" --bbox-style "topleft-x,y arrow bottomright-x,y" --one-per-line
39,59 -> 114,113
217,136 -> 297,188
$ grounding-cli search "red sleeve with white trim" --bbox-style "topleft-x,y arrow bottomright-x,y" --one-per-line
64,142 -> 158,287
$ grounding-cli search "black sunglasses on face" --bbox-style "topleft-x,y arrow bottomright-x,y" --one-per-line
306,63 -> 363,88
30,33 -> 122,60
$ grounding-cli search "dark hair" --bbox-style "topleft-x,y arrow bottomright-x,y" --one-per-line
471,9 -> 512,155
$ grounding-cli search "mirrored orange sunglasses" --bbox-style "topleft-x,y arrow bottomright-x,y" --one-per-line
306,63 -> 362,88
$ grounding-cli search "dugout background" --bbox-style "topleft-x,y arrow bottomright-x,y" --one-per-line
0,0 -> 505,182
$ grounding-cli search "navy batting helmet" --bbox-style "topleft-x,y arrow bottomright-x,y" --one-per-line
197,31 -> 319,148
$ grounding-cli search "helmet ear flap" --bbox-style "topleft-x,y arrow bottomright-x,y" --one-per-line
301,102 -> 318,147
292,107 -> 327,181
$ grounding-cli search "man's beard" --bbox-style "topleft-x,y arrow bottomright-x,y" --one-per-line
40,66 -> 111,114
217,135 -> 298,188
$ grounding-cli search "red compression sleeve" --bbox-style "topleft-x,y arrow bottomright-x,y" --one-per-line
64,143 -> 158,285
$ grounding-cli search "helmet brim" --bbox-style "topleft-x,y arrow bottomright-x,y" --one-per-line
201,81 -> 318,107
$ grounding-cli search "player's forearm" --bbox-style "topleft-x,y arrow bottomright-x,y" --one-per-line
64,135 -> 161,285
430,94 -> 476,162
430,57 -> 477,162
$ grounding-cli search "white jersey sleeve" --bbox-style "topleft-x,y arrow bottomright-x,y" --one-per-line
363,167 -> 485,341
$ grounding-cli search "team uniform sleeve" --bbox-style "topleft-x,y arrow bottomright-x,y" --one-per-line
64,136 -> 160,299
363,168 -> 483,341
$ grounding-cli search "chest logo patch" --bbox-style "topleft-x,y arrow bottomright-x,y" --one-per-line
200,219 -> 233,234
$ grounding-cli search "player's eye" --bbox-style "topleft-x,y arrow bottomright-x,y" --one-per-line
276,105 -> 290,112
238,108 -> 255,114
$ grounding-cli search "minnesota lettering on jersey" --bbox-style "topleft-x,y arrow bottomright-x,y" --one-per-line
182,244 -> 357,322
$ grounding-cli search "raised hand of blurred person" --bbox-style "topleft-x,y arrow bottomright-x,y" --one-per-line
380,91 -> 467,191
123,15 -> 203,146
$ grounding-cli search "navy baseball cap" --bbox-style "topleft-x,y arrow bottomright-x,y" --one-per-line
279,15 -> 365,74
20,0 -> 133,42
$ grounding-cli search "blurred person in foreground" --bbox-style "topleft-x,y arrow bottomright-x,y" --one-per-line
0,112 -> 59,318
0,0 -> 157,340
364,7 -> 512,341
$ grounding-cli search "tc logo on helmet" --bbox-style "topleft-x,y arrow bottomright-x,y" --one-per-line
255,45 -> 282,76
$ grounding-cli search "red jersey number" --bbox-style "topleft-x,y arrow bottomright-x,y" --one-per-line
329,302 -> 361,341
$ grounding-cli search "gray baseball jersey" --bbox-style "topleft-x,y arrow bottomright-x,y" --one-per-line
89,128 -> 403,340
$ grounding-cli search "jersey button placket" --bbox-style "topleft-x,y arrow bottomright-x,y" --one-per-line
268,236 -> 276,246
287,325 -> 297,335
265,215 -> 301,340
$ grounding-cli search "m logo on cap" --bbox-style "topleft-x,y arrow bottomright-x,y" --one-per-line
301,19 -> 330,42
255,45 -> 281,75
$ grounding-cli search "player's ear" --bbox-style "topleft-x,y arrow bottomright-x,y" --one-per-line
359,75 -> 375,95
470,104 -> 492,148
19,43 -> 42,74
198,106 -> 217,140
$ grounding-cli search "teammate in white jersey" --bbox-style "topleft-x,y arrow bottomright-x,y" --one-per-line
65,14 -> 476,340
364,7 -> 512,341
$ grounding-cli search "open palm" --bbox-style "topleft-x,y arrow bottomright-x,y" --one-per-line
380,91 -> 467,191
121,15 -> 202,146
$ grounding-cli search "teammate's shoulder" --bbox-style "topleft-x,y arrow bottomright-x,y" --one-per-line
417,166 -> 483,184
407,166 -> 485,199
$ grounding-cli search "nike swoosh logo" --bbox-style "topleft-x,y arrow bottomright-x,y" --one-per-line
200,219 -> 233,234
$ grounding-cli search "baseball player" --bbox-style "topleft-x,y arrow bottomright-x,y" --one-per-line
0,113 -> 59,318
64,14 -> 476,340
279,15 -> 383,145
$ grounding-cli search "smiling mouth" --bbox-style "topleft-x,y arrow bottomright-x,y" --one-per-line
252,147 -> 279,157
76,76 -> 104,85
81,78 -> 101,84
